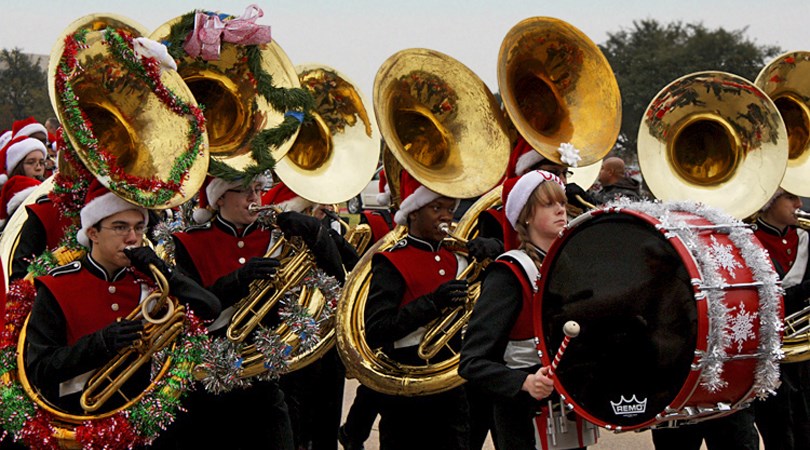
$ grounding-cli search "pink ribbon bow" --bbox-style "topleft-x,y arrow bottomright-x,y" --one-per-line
183,4 -> 272,61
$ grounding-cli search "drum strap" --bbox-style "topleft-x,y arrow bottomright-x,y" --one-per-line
783,228 -> 809,289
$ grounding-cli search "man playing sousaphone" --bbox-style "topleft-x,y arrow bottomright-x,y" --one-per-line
24,180 -> 221,414
363,170 -> 470,450
170,175 -> 344,449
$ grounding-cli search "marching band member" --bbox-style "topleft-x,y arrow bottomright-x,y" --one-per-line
459,170 -> 564,450
171,175 -> 343,450
753,189 -> 810,450
24,180 -> 221,414
261,181 -> 354,450
0,136 -> 49,230
363,170 -> 470,450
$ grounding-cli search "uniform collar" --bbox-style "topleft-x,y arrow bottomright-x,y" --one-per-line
214,214 -> 260,237
84,254 -> 129,282
406,234 -> 444,252
756,217 -> 791,237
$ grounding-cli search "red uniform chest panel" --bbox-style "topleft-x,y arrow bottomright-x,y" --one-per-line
38,269 -> 142,346
494,259 -> 535,340
26,202 -> 72,250
362,211 -> 393,244
755,227 -> 799,273
175,226 -> 272,288
379,245 -> 458,307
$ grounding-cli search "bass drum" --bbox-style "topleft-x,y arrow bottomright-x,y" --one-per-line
534,201 -> 783,431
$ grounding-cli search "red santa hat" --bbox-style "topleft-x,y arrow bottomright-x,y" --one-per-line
393,170 -> 459,226
0,175 -> 41,227
11,117 -> 48,139
0,130 -> 11,152
509,137 -> 547,178
375,168 -> 391,206
504,170 -> 566,229
77,179 -> 149,247
0,136 -> 48,185
261,181 -> 313,213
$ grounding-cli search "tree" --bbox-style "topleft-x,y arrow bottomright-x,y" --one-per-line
599,20 -> 782,163
0,48 -> 52,131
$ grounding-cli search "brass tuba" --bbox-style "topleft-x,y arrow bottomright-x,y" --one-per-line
638,71 -> 788,219
498,17 -> 622,168
337,47 -> 510,396
755,52 -> 810,362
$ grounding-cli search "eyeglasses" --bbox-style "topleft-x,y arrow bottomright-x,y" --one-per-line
543,168 -> 573,178
23,159 -> 46,167
101,224 -> 146,236
227,187 -> 264,197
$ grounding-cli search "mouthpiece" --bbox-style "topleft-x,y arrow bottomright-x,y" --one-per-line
248,203 -> 281,213
795,209 -> 810,219
438,223 -> 451,234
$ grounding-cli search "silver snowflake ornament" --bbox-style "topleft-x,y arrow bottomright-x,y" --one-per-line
708,235 -> 744,279
728,303 -> 758,352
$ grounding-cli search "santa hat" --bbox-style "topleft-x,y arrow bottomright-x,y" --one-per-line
510,137 -> 547,178
0,131 -> 11,152
11,117 -> 47,139
393,171 -> 459,226
0,175 -> 41,227
0,136 -> 48,185
262,181 -> 313,213
77,179 -> 149,248
375,168 -> 391,206
504,170 -> 565,229
760,188 -> 787,213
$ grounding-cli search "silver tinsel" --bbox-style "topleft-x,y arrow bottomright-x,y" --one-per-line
606,199 -> 782,396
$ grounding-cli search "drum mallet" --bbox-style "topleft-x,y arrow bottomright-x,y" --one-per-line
548,320 -> 580,378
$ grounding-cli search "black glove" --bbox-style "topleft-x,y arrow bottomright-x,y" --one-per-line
124,246 -> 172,278
565,183 -> 595,207
100,319 -> 144,353
467,237 -> 503,261
236,257 -> 281,285
430,279 -> 469,309
277,211 -> 322,245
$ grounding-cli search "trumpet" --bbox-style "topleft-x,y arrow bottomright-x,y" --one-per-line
417,223 -> 486,361
80,264 -> 185,412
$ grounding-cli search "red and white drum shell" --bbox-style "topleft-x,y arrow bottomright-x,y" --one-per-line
533,202 -> 783,431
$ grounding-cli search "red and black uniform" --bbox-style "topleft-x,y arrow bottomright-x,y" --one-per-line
753,218 -> 810,450
364,234 -> 470,450
172,214 -> 294,450
24,254 -> 219,414
10,194 -> 73,281
359,210 -> 394,244
460,249 -> 555,450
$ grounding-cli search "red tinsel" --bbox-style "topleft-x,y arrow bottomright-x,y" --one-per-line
75,414 -> 144,450
19,411 -> 60,450
0,281 -> 37,348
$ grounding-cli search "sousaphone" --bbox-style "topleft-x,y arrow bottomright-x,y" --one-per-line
337,48 -> 510,396
0,14 -> 208,448
150,6 -> 304,170
638,71 -> 788,219
498,17 -> 622,168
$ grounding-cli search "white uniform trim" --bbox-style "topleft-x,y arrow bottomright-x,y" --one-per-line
499,249 -> 542,368
783,228 -> 809,289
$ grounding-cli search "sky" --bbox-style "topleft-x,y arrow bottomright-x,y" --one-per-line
1,0 -> 809,102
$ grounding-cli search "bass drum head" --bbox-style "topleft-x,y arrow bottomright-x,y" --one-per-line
540,212 -> 698,428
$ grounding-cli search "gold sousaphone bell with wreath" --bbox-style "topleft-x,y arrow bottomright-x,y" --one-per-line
337,46 -> 513,396
0,13 -> 208,448
755,51 -> 810,362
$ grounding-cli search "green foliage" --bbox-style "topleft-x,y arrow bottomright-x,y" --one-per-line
0,48 -> 53,131
600,20 -> 782,162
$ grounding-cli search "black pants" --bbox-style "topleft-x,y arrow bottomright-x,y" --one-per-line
466,383 -> 498,450
377,386 -> 470,450
651,408 -> 758,450
170,380 -> 294,450
342,383 -> 382,444
755,361 -> 810,450
280,348 -> 346,450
